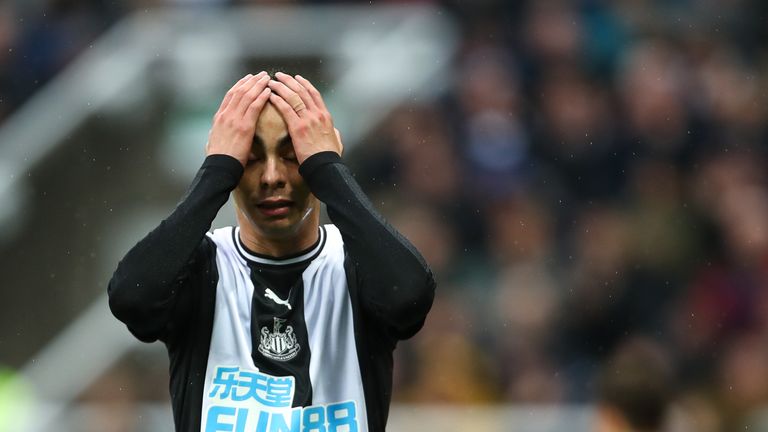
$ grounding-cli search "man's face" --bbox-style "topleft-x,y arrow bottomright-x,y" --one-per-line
233,103 -> 318,239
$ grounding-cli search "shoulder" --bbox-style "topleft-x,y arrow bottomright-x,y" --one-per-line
206,226 -> 236,243
310,224 -> 345,265
201,226 -> 240,261
322,224 -> 344,248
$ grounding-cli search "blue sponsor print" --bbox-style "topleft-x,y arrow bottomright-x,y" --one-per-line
209,366 -> 294,408
206,402 -> 357,432
206,367 -> 358,432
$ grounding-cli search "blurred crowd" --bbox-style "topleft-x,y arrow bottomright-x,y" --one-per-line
3,0 -> 768,431
356,1 -> 768,431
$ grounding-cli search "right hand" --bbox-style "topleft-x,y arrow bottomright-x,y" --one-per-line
206,72 -> 272,167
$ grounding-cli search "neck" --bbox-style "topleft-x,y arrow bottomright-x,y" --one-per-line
237,216 -> 320,259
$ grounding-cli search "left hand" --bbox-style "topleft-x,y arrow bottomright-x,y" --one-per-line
268,72 -> 343,165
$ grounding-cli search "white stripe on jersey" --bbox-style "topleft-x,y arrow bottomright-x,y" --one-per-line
303,227 -> 368,419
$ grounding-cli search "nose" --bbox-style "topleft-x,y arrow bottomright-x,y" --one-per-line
260,157 -> 286,190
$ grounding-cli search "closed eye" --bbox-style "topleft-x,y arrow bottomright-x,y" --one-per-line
247,152 -> 264,164
278,136 -> 297,163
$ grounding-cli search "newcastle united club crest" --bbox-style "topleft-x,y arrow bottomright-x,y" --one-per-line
259,317 -> 300,361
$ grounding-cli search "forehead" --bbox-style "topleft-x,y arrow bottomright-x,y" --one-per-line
254,103 -> 288,148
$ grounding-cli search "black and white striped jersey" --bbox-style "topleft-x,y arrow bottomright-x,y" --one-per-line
108,152 -> 436,432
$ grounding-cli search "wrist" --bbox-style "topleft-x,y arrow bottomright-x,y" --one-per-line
299,151 -> 343,181
202,154 -> 245,183
206,151 -> 246,168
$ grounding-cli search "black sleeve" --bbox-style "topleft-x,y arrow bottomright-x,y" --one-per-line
107,155 -> 243,342
299,151 -> 436,339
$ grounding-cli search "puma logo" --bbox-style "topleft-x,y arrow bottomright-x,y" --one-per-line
265,288 -> 292,310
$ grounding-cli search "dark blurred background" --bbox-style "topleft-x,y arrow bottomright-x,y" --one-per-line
0,0 -> 767,431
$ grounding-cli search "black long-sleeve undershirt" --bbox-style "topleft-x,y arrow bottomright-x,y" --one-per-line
108,155 -> 242,341
300,151 -> 435,337
108,152 -> 434,342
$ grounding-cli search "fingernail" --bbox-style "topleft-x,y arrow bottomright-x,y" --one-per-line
295,74 -> 303,79
258,75 -> 269,82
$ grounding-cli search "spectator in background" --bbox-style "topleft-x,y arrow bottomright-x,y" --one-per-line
397,291 -> 500,404
617,40 -> 697,165
533,67 -> 626,200
595,338 -> 673,432
717,334 -> 768,428
454,46 -> 529,200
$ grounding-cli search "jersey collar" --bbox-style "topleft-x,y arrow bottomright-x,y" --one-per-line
232,225 -> 326,266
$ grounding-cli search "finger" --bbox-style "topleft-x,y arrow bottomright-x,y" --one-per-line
268,93 -> 301,125
243,87 -> 272,125
234,74 -> 271,117
227,73 -> 267,114
221,72 -> 267,110
268,79 -> 308,115
218,73 -> 254,112
294,74 -> 327,111
335,128 -> 344,155
275,71 -> 317,111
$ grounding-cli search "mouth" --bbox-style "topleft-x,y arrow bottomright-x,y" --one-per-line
256,198 -> 294,217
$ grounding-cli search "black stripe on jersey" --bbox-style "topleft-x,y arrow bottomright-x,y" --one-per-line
248,270 -> 313,407
239,227 -> 327,408
343,250 -> 397,432
164,237 -> 219,432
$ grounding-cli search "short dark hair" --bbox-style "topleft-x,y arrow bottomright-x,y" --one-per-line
597,338 -> 673,431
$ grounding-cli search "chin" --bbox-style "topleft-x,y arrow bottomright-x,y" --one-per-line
255,214 -> 312,239
258,222 -> 302,239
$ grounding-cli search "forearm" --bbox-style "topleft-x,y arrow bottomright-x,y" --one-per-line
300,152 -> 435,336
108,155 -> 243,340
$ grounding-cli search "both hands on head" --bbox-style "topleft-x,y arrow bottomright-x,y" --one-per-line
205,71 -> 344,167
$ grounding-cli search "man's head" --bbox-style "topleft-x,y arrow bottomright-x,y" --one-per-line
233,102 -> 319,242
596,338 -> 674,432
